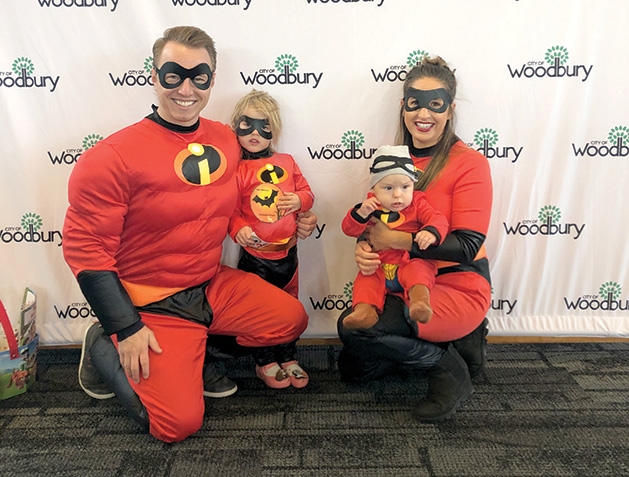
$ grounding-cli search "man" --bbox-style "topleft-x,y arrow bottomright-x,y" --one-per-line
63,26 -> 316,443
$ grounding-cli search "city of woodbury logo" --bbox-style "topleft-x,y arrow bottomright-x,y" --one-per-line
48,134 -> 103,165
572,126 -> 629,158
565,282 -> 628,312
309,282 -> 353,312
0,57 -> 60,92
473,128 -> 523,163
507,46 -> 593,82
306,0 -> 386,6
503,205 -> 585,239
240,54 -> 323,88
307,130 -> 377,160
109,57 -> 154,87
371,50 -> 429,83
1,213 -> 62,246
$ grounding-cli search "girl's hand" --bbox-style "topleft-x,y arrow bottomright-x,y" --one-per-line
235,226 -> 255,247
276,192 -> 301,215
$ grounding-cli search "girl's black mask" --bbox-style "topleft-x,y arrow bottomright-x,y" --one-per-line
235,115 -> 273,140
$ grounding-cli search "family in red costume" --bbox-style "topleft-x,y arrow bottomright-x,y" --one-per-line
63,26 -> 492,442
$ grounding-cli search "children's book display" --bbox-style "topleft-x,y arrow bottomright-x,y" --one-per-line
0,288 -> 38,400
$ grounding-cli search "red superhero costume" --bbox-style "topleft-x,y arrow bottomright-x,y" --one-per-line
229,152 -> 314,259
409,140 -> 493,342
63,113 -> 308,442
342,191 -> 448,311
228,152 -> 314,297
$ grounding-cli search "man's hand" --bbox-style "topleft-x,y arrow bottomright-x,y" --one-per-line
295,210 -> 317,240
118,326 -> 162,383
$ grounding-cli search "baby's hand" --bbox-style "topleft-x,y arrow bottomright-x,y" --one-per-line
357,197 -> 380,219
415,230 -> 437,250
276,192 -> 301,215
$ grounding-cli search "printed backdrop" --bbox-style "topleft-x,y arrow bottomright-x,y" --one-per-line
1,0 -> 628,345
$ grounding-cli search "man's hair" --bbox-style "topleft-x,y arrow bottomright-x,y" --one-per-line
152,26 -> 217,70
230,89 -> 283,150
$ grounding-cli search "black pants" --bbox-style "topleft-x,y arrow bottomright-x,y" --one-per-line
337,295 -> 445,382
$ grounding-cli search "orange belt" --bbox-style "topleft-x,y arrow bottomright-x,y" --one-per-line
434,244 -> 487,270
254,236 -> 297,253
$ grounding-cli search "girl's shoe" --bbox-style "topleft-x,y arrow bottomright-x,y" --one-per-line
281,360 -> 309,388
255,362 -> 291,389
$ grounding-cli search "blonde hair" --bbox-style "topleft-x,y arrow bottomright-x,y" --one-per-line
153,26 -> 217,70
395,56 -> 458,191
230,89 -> 282,150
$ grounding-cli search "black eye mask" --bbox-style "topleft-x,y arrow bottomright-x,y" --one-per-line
235,115 -> 273,140
154,61 -> 213,90
403,87 -> 452,113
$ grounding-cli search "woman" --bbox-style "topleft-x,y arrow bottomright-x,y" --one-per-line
337,56 -> 492,423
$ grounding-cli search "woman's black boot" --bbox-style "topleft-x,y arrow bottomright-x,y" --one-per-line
451,318 -> 488,379
412,344 -> 474,423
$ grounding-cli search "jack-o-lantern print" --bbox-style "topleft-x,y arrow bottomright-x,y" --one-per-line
250,183 -> 285,223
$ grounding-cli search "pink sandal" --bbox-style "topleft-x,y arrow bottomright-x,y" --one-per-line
281,361 -> 309,388
255,362 -> 290,389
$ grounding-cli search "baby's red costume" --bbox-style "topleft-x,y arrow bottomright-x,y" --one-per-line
342,191 -> 448,311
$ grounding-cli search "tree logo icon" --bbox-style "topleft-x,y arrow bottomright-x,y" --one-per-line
538,205 -> 561,224
544,46 -> 569,66
144,57 -> 153,73
82,134 -> 103,150
343,281 -> 354,299
599,281 -> 621,300
21,213 -> 43,232
406,50 -> 429,68
608,126 -> 629,144
474,128 -> 499,148
275,54 -> 299,73
341,130 -> 365,149
12,57 -> 34,76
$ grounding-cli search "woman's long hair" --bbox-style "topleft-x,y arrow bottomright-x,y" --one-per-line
395,56 -> 459,191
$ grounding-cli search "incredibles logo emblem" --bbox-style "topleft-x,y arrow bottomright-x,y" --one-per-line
373,210 -> 405,229
174,143 -> 226,186
256,163 -> 287,184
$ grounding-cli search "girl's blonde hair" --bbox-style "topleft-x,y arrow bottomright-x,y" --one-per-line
231,89 -> 282,150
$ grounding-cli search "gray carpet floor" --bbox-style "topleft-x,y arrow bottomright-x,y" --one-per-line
1,342 -> 629,476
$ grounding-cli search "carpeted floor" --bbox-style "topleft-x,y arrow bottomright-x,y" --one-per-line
1,342 -> 629,476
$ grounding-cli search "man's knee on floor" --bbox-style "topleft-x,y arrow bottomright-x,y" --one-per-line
148,404 -> 204,443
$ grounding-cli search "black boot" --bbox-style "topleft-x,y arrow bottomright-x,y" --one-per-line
90,331 -> 150,433
451,318 -> 488,379
412,344 -> 474,423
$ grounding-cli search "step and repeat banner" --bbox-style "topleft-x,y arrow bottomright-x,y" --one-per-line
1,0 -> 627,345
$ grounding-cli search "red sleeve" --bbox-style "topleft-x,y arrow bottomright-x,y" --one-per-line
62,142 -> 129,277
449,148 -> 493,235
413,192 -> 449,244
227,164 -> 250,240
341,206 -> 369,238
290,158 -> 315,213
